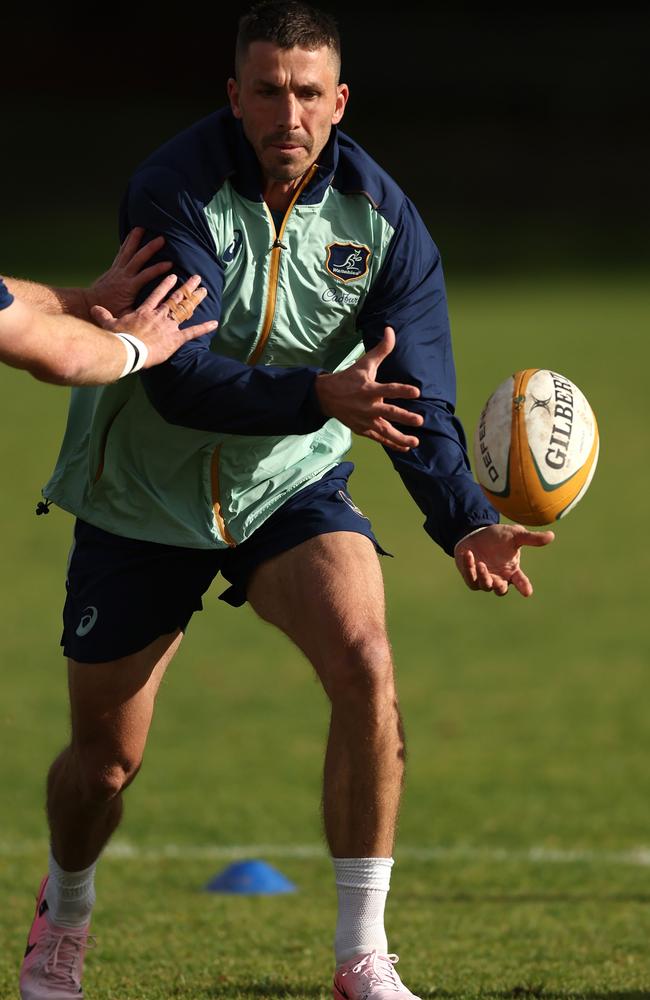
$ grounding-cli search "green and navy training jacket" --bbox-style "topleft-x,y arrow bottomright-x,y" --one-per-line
44,108 -> 498,554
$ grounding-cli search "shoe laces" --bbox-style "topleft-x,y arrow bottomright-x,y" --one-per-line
38,928 -> 94,990
344,951 -> 402,992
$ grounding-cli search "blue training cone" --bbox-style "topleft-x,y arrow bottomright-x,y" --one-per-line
204,859 -> 297,894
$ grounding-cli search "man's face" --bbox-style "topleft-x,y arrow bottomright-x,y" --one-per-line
228,42 -> 349,184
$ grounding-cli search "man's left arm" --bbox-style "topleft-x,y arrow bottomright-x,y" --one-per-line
358,198 -> 553,596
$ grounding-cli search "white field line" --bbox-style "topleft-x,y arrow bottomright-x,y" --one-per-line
2,841 -> 650,866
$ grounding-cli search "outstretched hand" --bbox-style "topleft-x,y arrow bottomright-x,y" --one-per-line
91,273 -> 218,368
454,523 -> 555,597
85,227 -> 173,319
315,326 -> 423,452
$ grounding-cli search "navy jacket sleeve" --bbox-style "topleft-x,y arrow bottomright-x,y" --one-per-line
358,198 -> 499,555
121,165 -> 325,436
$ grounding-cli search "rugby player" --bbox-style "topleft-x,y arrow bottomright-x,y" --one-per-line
19,4 -> 554,999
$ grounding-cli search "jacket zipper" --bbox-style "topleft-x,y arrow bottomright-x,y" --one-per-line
211,164 -> 318,545
247,163 -> 318,365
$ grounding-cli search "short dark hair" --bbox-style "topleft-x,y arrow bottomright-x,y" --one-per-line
236,1 -> 341,77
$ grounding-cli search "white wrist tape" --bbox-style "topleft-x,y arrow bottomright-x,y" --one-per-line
114,333 -> 149,378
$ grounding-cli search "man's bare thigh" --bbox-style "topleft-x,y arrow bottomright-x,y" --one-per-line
247,532 -> 389,684
68,629 -> 183,757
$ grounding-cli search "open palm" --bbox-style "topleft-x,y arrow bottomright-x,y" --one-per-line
454,523 -> 555,597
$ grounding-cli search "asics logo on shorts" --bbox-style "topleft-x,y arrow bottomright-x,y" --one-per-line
337,490 -> 368,519
75,606 -> 99,637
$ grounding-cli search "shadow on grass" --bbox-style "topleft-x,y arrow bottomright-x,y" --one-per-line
394,892 -> 650,905
203,982 -> 326,999
202,985 -> 650,1000
440,993 -> 650,1000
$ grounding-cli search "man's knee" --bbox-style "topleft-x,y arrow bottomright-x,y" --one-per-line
72,747 -> 143,804
324,626 -> 395,703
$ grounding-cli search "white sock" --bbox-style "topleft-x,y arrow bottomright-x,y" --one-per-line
47,849 -> 97,928
332,857 -> 394,966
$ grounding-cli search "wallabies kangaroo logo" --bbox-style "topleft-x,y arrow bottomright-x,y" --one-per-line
326,242 -> 371,283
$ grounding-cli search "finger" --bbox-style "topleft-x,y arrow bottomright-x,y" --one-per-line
379,440 -> 413,453
362,327 -> 395,372
475,560 -> 494,592
129,260 -> 174,289
141,273 -> 178,311
124,235 -> 167,274
166,276 -> 206,321
178,320 -> 218,343
183,287 -> 207,310
168,274 -> 202,300
459,550 -> 480,590
90,304 -> 115,328
376,403 -> 424,427
374,419 -> 419,449
166,288 -> 207,323
364,429 -> 410,453
515,529 -> 556,549
364,431 -> 414,452
112,226 -> 144,265
169,274 -> 207,302
509,567 -> 533,597
366,382 -> 420,400
492,576 -> 510,597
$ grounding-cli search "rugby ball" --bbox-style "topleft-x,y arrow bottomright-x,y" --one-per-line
473,369 -> 599,525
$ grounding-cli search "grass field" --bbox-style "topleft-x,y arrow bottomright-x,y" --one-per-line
0,271 -> 649,998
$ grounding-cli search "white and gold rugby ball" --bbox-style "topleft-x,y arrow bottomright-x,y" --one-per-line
473,369 -> 599,526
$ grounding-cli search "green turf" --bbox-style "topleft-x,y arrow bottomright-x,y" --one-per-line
0,274 -> 648,998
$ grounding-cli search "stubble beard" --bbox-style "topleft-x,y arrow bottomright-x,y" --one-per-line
266,160 -> 309,182
261,131 -> 316,183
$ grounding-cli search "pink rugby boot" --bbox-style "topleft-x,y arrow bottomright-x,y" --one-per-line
333,950 -> 422,1000
20,876 -> 92,1000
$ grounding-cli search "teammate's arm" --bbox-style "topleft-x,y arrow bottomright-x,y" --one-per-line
0,274 -> 217,386
3,228 -> 172,320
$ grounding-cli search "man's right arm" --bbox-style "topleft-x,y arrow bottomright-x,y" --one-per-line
126,166 -> 420,445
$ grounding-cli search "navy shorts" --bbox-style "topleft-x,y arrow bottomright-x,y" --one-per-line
62,462 -> 388,663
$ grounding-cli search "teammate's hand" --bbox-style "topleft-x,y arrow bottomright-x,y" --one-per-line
454,523 -> 555,597
315,326 -> 423,452
91,274 -> 218,368
85,227 -> 173,318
